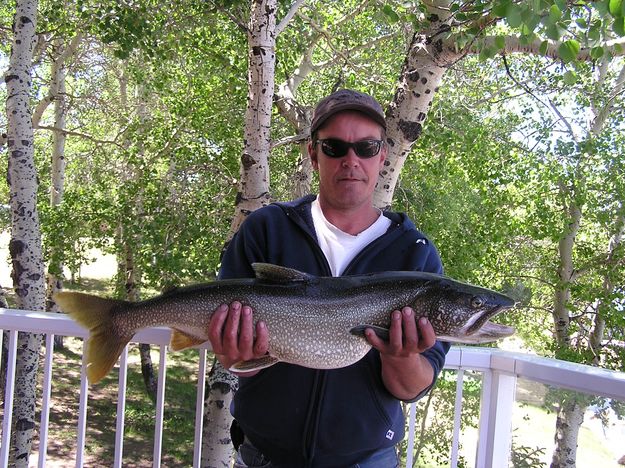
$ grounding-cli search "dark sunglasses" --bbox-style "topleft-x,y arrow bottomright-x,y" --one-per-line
315,138 -> 383,159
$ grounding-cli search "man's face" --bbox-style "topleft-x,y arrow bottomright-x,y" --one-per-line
308,111 -> 386,212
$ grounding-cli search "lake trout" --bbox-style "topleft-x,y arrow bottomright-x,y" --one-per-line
54,263 -> 515,383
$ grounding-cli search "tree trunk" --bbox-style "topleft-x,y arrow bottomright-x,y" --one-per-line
139,343 -> 157,401
291,143 -> 313,199
201,361 -> 239,468
227,0 -> 277,234
125,240 -> 158,400
5,2 -> 46,465
374,1 -> 458,210
46,37 -> 70,349
204,1 -> 278,465
551,396 -> 585,468
549,58 -> 625,467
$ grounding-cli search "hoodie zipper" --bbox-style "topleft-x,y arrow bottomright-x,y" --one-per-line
283,205 -> 332,465
283,204 -> 404,465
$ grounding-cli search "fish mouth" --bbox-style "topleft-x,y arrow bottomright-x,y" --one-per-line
465,304 -> 510,336
440,321 -> 515,344
475,321 -> 516,340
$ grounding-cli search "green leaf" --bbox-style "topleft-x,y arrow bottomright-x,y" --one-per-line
545,24 -> 562,40
493,0 -> 511,17
588,22 -> 601,41
608,0 -> 623,17
519,32 -> 537,45
614,17 -> 625,36
558,40 -> 580,63
382,4 -> 400,22
539,40 -> 549,55
494,36 -> 506,49
590,46 -> 605,59
522,10 -> 541,32
549,4 -> 562,23
507,4 -> 523,27
479,45 -> 498,61
554,0 -> 567,12
563,70 -> 578,85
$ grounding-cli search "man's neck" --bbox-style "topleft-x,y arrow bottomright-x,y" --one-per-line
316,197 -> 381,235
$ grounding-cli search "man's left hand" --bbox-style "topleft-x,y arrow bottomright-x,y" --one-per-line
364,307 -> 437,401
364,307 -> 436,357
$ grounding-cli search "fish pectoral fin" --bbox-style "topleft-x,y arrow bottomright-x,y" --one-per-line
349,325 -> 390,342
170,330 -> 207,351
230,355 -> 280,373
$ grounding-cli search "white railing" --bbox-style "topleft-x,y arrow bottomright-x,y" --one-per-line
1,307 -> 625,468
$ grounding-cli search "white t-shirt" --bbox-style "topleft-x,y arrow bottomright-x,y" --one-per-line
311,198 -> 392,276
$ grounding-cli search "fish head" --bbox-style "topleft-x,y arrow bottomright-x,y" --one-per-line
421,279 -> 516,344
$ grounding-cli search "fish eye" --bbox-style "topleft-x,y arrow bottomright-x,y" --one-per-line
471,296 -> 484,308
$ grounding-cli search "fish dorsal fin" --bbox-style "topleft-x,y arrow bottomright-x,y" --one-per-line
252,263 -> 312,282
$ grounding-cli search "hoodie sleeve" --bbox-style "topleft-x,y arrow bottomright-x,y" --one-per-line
404,340 -> 451,402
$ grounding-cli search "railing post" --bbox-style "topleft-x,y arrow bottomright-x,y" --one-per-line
475,369 -> 516,468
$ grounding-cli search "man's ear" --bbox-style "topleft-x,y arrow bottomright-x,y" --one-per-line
378,142 -> 387,168
308,140 -> 319,170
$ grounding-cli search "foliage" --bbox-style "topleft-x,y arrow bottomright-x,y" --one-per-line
510,439 -> 547,468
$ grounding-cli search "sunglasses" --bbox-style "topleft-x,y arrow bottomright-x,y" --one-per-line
315,138 -> 383,159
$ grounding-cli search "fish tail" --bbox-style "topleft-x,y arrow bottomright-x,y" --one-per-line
54,291 -> 132,383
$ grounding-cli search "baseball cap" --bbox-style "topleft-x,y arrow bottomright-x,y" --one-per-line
310,89 -> 387,135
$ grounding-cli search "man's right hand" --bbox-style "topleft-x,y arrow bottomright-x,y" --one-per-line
207,301 -> 269,376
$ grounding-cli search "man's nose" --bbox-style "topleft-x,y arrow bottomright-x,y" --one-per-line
341,148 -> 360,166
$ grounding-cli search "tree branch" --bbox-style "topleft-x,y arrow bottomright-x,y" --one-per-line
208,1 -> 248,33
592,61 -> 625,135
36,125 -> 125,148
501,54 -> 577,140
472,35 -> 625,61
276,0 -> 306,36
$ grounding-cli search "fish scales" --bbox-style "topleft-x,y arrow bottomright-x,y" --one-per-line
54,263 -> 516,383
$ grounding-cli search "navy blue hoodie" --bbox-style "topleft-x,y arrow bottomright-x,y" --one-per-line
219,195 -> 450,467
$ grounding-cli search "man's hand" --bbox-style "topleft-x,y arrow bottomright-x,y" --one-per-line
365,307 -> 436,400
207,301 -> 269,376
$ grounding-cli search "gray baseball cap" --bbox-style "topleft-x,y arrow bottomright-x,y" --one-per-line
310,89 -> 387,135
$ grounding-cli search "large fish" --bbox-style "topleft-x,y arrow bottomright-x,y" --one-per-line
54,263 -> 515,383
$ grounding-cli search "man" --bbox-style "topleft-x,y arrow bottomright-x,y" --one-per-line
207,89 -> 450,467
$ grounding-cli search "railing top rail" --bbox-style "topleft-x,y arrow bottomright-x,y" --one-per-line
447,346 -> 625,400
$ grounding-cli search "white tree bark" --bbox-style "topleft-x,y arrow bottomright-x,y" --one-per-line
374,1 -> 458,210
201,363 -> 239,468
551,397 -> 585,468
228,0 -> 277,235
5,0 -> 46,465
